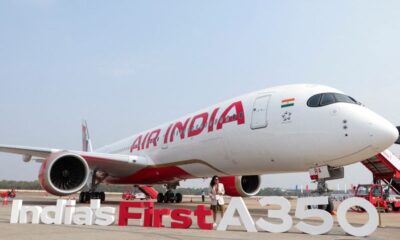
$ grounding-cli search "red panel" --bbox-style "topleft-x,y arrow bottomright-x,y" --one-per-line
310,174 -> 318,181
138,185 -> 159,199
38,159 -> 48,191
106,166 -> 193,185
218,176 -> 241,196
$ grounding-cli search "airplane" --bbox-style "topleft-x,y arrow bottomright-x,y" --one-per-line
0,84 -> 398,210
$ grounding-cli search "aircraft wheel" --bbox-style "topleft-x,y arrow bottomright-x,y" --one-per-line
157,193 -> 164,203
164,191 -> 174,203
92,192 -> 99,199
85,192 -> 92,203
175,193 -> 183,203
169,192 -> 175,203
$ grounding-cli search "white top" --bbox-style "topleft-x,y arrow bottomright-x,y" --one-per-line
209,183 -> 225,205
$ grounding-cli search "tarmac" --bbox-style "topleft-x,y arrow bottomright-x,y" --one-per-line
0,191 -> 399,240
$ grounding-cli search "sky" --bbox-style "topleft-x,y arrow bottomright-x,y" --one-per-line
0,0 -> 400,190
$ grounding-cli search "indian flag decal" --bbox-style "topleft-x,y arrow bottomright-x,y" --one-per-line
281,98 -> 295,108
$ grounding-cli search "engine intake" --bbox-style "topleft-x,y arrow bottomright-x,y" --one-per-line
219,175 -> 261,197
39,153 -> 89,196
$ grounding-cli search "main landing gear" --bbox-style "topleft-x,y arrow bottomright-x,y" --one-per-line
79,191 -> 105,203
156,183 -> 183,203
79,170 -> 106,203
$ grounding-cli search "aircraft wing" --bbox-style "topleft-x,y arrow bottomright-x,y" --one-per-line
0,144 -> 58,159
0,144 -> 149,177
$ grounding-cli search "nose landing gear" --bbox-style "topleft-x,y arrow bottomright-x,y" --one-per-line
307,165 -> 344,213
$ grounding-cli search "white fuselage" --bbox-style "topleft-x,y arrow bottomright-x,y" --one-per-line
97,84 -> 398,183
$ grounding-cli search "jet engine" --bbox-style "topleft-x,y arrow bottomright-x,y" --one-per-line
38,152 -> 90,196
218,175 -> 261,197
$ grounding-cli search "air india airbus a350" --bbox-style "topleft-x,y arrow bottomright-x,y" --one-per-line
0,84 -> 399,208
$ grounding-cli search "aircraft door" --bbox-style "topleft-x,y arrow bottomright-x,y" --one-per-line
251,95 -> 271,129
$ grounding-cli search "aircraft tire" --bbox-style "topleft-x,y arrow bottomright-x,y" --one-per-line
175,193 -> 183,203
157,193 -> 164,203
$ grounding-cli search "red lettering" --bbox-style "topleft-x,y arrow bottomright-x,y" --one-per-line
188,113 -> 208,138
171,209 -> 193,229
119,203 -> 213,229
144,207 -> 154,227
119,202 -> 153,226
208,108 -> 219,132
194,205 -> 213,230
164,124 -> 173,144
141,132 -> 150,150
153,208 -> 171,227
130,135 -> 142,152
170,118 -> 190,142
216,101 -> 245,130
130,102 -> 243,151
146,129 -> 161,149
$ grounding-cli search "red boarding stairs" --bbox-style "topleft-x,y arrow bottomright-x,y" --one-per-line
137,185 -> 158,199
362,150 -> 400,194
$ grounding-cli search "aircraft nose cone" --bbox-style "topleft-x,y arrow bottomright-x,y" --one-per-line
370,119 -> 398,150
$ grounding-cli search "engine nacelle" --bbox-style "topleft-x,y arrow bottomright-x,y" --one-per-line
219,175 -> 261,197
38,152 -> 90,196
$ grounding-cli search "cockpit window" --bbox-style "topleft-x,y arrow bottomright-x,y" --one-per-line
320,93 -> 336,106
307,94 -> 322,107
307,92 -> 360,107
334,94 -> 356,104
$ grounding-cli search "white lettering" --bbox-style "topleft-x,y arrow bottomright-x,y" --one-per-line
337,197 -> 378,237
294,197 -> 333,235
95,207 -> 116,226
10,200 -> 22,224
10,199 -> 115,226
64,200 -> 75,225
217,197 -> 257,232
256,196 -> 292,233
40,200 -> 66,225
73,207 -> 93,225
20,206 -> 42,224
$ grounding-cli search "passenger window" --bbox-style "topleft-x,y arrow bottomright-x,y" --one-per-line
320,93 -> 336,106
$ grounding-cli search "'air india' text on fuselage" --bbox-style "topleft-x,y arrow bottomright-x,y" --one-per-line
129,101 -> 245,152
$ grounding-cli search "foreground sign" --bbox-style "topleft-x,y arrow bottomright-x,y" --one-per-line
10,196 -> 378,237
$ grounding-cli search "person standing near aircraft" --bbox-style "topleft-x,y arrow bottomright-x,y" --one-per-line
209,176 -> 225,226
